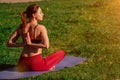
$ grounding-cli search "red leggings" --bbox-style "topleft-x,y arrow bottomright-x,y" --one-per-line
17,50 -> 65,71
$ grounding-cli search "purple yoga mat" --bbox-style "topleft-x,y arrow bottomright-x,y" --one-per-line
0,56 -> 86,79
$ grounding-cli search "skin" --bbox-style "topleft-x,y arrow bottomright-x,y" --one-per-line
7,7 -> 49,57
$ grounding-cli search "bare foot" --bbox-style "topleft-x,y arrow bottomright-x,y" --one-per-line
49,66 -> 55,71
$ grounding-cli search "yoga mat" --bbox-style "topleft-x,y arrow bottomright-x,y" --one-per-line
0,56 -> 86,79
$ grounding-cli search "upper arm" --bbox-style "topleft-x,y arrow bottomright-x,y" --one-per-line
40,25 -> 49,48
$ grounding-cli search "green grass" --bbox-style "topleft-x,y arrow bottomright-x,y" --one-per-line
0,0 -> 120,80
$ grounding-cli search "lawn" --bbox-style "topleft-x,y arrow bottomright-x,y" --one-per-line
0,0 -> 120,80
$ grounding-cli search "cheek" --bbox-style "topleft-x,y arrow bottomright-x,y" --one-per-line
36,15 -> 43,20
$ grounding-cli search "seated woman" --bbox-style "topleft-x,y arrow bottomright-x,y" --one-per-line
7,4 -> 65,72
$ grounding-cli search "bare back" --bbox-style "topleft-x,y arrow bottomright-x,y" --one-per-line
18,24 -> 43,57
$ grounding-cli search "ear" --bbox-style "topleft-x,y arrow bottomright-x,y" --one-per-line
32,13 -> 36,18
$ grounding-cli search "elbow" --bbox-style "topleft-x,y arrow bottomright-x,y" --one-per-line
7,41 -> 13,47
45,45 -> 49,49
43,41 -> 49,49
7,42 -> 11,47
44,44 -> 49,49
46,45 -> 49,49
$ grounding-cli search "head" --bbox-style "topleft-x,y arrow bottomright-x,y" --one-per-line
20,4 -> 44,28
25,4 -> 44,21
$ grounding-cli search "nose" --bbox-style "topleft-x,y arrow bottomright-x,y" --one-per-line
42,13 -> 44,16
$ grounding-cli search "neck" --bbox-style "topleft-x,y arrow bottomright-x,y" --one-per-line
30,18 -> 38,27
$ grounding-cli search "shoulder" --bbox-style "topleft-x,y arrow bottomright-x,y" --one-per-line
37,24 -> 47,31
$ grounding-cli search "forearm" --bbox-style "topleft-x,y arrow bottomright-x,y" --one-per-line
7,42 -> 25,47
28,43 -> 49,49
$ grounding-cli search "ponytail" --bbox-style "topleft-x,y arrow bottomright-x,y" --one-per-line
20,11 -> 28,34
20,11 -> 27,29
20,12 -> 28,44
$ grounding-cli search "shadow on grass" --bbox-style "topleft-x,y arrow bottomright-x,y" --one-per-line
0,64 -> 15,71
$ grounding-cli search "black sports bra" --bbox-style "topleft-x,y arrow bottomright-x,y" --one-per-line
29,24 -> 41,43
22,24 -> 42,43
31,39 -> 41,43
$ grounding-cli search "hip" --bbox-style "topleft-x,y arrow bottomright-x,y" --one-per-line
21,48 -> 42,57
21,52 -> 42,57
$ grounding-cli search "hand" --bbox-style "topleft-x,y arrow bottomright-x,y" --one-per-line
23,32 -> 31,45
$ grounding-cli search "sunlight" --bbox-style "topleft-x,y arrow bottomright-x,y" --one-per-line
106,0 -> 120,17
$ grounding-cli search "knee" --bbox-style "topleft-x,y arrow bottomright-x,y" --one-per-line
56,50 -> 65,57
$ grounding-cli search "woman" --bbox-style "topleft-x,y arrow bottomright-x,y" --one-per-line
7,4 -> 65,71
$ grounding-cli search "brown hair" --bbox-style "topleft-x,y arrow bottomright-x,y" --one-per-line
20,4 -> 39,29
